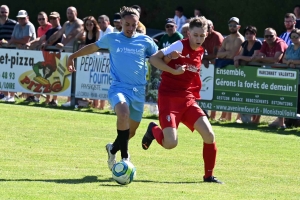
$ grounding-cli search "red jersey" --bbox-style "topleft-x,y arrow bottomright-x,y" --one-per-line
159,39 -> 204,99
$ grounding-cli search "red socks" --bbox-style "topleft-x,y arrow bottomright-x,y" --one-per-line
203,142 -> 217,178
152,126 -> 164,146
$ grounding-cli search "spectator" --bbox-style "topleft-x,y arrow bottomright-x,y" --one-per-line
113,12 -> 121,32
174,6 -> 187,32
282,28 -> 300,119
37,11 -> 52,37
216,17 -> 244,121
25,11 -> 63,106
8,10 -> 36,47
98,15 -> 113,39
194,8 -> 202,17
0,5 -> 16,102
158,18 -> 183,49
201,19 -> 224,120
233,25 -> 262,124
131,5 -> 146,34
252,28 -> 288,129
8,10 -> 36,102
180,23 -> 189,39
279,13 -> 296,46
294,5 -> 300,29
47,6 -> 83,107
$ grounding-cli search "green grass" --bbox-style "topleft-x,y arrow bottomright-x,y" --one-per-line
0,103 -> 300,200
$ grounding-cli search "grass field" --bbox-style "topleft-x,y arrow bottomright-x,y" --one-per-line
0,102 -> 300,200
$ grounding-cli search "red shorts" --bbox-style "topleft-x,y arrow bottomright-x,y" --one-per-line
158,95 -> 206,131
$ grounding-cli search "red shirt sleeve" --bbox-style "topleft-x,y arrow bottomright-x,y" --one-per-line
259,42 -> 267,55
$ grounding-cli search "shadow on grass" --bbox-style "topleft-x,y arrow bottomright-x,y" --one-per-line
0,175 -> 205,185
210,121 -> 300,137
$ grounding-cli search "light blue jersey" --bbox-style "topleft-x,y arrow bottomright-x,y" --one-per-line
95,32 -> 158,87
95,32 -> 158,122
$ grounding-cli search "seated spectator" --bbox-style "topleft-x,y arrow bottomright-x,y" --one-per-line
0,5 -> 16,102
234,25 -> 262,124
216,17 -> 244,121
174,6 -> 187,32
180,23 -> 189,39
158,18 -> 183,49
112,12 -> 121,32
279,13 -> 296,46
282,28 -> 300,124
252,28 -> 288,129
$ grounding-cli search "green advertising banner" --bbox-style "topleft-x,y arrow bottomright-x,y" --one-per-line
199,65 -> 299,118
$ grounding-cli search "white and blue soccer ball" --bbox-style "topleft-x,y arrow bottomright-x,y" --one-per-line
112,160 -> 136,185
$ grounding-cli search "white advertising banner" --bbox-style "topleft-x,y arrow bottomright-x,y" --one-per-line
75,52 -> 111,100
0,49 -> 72,96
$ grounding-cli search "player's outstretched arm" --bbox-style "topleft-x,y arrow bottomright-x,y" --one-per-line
149,51 -> 186,75
67,43 -> 99,72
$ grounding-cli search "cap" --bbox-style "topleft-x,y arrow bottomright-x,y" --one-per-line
228,17 -> 239,24
131,5 -> 141,13
16,10 -> 28,18
113,12 -> 121,22
49,11 -> 60,18
165,18 -> 176,25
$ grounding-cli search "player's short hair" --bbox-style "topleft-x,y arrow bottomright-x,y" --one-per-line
120,6 -> 140,19
189,16 -> 208,31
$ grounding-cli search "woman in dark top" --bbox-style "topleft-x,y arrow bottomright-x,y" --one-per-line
234,26 -> 262,124
76,16 -> 100,108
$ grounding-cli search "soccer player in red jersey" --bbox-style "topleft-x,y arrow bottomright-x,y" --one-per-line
141,16 -> 223,184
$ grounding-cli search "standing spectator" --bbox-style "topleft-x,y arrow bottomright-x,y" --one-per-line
34,11 -> 52,103
216,17 -> 244,121
113,12 -> 121,32
98,15 -> 113,39
201,19 -> 224,120
76,16 -> 100,108
279,13 -> 296,46
158,18 -> 183,49
282,28 -> 300,121
131,5 -> 146,34
252,28 -> 288,129
8,10 -> 36,102
180,23 -> 189,39
25,11 -> 63,106
294,5 -> 300,29
37,11 -> 52,37
174,6 -> 187,32
47,6 -> 83,107
233,25 -> 262,124
194,8 -> 202,17
0,5 -> 16,102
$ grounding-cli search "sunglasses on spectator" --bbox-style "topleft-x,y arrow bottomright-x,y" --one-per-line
165,25 -> 174,28
85,23 -> 94,26
228,24 -> 238,28
38,18 -> 45,21
264,35 -> 274,38
49,17 -> 57,20
290,35 -> 300,39
284,21 -> 294,23
136,29 -> 143,33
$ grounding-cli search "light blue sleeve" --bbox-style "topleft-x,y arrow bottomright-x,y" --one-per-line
145,38 -> 158,57
95,34 -> 110,49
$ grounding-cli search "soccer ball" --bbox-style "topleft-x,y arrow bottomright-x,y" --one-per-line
112,160 -> 136,185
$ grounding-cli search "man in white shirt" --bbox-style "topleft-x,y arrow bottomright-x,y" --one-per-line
98,15 -> 113,39
174,6 -> 187,33
113,12 -> 121,32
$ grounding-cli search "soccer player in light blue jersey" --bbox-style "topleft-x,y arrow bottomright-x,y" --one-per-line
67,6 -> 158,170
